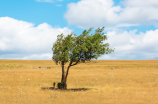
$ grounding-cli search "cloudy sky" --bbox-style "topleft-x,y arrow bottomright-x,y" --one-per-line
0,0 -> 158,60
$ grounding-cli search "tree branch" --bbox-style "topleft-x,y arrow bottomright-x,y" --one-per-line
70,60 -> 80,66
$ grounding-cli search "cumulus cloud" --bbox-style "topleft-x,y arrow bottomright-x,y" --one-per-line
99,29 -> 158,59
0,17 -> 71,59
122,0 -> 158,7
64,0 -> 158,60
64,0 -> 158,29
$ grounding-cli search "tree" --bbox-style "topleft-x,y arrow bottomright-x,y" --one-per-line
52,27 -> 114,89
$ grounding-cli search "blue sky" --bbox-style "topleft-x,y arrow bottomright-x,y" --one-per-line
0,0 -> 158,60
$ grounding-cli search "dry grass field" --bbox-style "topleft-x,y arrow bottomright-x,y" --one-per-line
0,60 -> 158,104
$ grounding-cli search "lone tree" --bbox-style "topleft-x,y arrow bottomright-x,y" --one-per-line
52,27 -> 114,89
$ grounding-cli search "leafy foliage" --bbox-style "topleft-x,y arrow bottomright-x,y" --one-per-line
52,27 -> 114,65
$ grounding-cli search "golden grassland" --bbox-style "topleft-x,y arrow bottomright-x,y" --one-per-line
0,59 -> 158,104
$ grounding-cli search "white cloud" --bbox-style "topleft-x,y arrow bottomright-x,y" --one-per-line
1,15 -> 158,60
122,0 -> 158,7
99,29 -> 158,59
0,17 -> 71,59
64,0 -> 158,60
64,0 -> 158,29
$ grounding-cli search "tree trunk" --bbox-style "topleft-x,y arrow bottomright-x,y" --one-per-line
58,61 -> 73,89
61,61 -> 65,83
58,61 -> 72,89
60,61 -> 67,89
